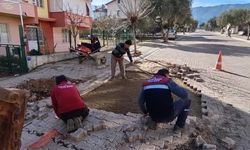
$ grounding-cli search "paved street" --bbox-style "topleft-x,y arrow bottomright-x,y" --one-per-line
138,30 -> 250,113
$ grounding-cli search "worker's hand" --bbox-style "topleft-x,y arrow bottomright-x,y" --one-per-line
129,61 -> 134,65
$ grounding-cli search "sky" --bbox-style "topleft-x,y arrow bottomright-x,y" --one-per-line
92,0 -> 250,7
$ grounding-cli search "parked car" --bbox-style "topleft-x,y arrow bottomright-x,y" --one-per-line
168,29 -> 177,40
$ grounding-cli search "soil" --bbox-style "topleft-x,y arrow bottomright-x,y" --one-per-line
84,71 -> 202,118
16,77 -> 86,101
0,72 -> 14,78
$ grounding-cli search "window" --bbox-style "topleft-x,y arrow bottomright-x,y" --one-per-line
0,23 -> 10,43
117,10 -> 121,17
32,0 -> 44,7
26,27 -> 44,46
62,29 -> 69,43
86,4 -> 90,16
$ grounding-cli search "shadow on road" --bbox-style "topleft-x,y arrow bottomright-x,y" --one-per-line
177,36 -> 227,42
221,70 -> 250,79
168,43 -> 250,56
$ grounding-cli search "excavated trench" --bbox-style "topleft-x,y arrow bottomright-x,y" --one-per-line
83,70 -> 202,118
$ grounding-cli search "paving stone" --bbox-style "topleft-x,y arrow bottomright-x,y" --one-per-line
221,137 -> 236,149
69,128 -> 88,142
202,144 -> 216,150
195,135 -> 207,147
139,144 -> 156,150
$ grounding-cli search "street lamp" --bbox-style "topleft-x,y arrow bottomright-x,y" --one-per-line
3,0 -> 24,33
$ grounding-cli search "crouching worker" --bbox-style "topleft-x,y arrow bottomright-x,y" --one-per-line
138,69 -> 191,131
51,75 -> 89,133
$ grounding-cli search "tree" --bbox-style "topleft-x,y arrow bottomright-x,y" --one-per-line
217,9 -> 249,27
205,17 -> 219,31
245,11 -> 250,40
118,0 -> 154,54
217,9 -> 250,39
65,5 -> 87,50
93,16 -> 124,46
199,23 -> 205,29
150,0 -> 192,42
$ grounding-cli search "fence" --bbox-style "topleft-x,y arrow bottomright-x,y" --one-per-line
0,44 -> 28,74
80,30 -> 133,47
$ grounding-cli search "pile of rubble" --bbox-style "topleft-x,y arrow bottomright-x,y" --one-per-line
22,107 -> 218,150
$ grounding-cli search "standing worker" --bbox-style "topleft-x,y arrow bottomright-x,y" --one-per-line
111,40 -> 133,80
138,69 -> 191,131
51,75 -> 89,133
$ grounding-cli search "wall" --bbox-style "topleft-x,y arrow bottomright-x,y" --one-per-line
27,52 -> 77,70
53,27 -> 69,52
37,0 -> 49,18
49,0 -> 92,16
53,27 -> 80,52
0,15 -> 20,45
39,20 -> 54,54
106,0 -> 126,19
0,1 -> 37,18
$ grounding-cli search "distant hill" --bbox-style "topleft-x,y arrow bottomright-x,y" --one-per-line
192,3 -> 250,24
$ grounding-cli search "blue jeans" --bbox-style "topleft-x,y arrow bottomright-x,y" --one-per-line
172,98 -> 191,127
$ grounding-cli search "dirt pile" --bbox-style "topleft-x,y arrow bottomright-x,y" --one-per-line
17,77 -> 85,101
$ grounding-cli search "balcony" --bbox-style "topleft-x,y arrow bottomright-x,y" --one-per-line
50,12 -> 93,30
0,0 -> 37,18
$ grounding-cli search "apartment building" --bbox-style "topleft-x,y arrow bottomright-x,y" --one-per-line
0,0 -> 93,54
49,0 -> 93,52
106,0 -> 126,19
93,5 -> 107,20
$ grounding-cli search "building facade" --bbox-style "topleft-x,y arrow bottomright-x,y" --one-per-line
106,0 -> 126,19
93,5 -> 107,20
0,0 -> 93,54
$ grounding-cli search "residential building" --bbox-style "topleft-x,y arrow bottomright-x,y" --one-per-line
0,0 -> 38,46
106,0 -> 126,19
26,0 -> 55,54
49,0 -> 93,52
0,0 -> 93,54
93,5 -> 107,20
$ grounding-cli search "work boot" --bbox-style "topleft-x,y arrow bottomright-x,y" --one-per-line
73,116 -> 83,129
66,119 -> 76,133
109,76 -> 115,81
122,76 -> 128,80
145,117 -> 156,130
173,125 -> 184,134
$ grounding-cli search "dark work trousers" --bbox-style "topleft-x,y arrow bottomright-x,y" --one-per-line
155,98 -> 191,127
59,107 -> 89,123
172,98 -> 191,128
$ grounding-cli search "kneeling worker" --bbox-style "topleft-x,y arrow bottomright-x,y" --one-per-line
138,69 -> 191,131
51,75 -> 89,133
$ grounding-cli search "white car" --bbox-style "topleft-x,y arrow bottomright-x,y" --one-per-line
168,29 -> 177,40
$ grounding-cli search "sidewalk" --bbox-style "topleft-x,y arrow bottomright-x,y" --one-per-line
212,31 -> 250,44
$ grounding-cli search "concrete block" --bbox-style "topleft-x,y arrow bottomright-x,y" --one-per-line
195,77 -> 204,82
93,123 -> 103,131
84,125 -> 93,133
139,144 -> 156,150
152,140 -> 165,148
202,144 -> 216,150
69,128 -> 87,142
37,101 -> 47,108
195,135 -> 206,147
202,108 -> 208,116
221,137 -> 236,149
